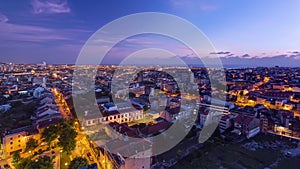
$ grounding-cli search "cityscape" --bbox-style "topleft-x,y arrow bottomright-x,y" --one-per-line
1,1 -> 300,169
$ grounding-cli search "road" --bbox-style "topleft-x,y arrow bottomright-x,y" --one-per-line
51,88 -> 72,120
51,87 -> 115,169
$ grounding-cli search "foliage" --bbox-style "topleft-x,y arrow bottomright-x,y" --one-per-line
41,120 -> 78,154
176,149 -> 182,156
41,124 -> 60,145
26,156 -> 54,169
13,157 -> 31,169
13,156 -> 53,169
68,157 -> 88,169
58,122 -> 78,155
25,137 -> 38,152
12,151 -> 21,163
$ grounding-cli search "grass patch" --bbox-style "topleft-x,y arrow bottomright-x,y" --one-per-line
60,152 -> 71,169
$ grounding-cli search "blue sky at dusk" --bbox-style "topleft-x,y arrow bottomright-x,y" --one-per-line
1,0 -> 300,67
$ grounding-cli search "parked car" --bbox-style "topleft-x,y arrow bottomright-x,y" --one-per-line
3,164 -> 11,169
285,151 -> 292,157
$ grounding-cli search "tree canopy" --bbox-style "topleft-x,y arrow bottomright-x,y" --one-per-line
58,125 -> 78,155
41,124 -> 60,145
12,151 -> 21,163
68,157 -> 88,169
25,137 -> 38,152
14,156 -> 54,169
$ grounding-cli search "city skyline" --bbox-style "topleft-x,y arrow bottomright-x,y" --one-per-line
2,2 -> 300,169
1,0 -> 300,66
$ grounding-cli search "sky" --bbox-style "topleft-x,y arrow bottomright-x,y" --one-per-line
0,0 -> 300,67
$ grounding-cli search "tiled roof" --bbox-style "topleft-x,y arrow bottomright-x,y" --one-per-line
37,117 -> 61,129
235,114 -> 253,125
141,121 -> 172,136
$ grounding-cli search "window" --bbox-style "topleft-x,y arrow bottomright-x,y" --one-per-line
10,137 -> 13,140
10,142 -> 13,145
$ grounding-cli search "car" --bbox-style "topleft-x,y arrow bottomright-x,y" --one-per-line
285,151 -> 292,157
3,164 -> 10,169
87,152 -> 94,161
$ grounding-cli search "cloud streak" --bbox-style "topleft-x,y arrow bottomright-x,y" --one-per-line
210,51 -> 231,55
31,0 -> 71,14
169,0 -> 218,12
0,21 -> 92,44
0,12 -> 8,23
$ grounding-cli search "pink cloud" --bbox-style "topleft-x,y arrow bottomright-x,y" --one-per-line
31,0 -> 71,14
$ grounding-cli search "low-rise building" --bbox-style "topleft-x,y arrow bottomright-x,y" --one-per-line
234,114 -> 260,139
103,102 -> 118,112
219,114 -> 235,133
84,107 -> 144,127
2,125 -> 39,158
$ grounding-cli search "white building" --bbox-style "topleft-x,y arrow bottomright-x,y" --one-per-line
85,108 -> 144,127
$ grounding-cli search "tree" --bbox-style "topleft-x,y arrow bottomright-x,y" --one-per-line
58,125 -> 78,155
68,157 -> 88,169
41,124 -> 59,145
176,149 -> 182,157
25,137 -> 38,152
12,151 -> 21,163
25,156 -> 54,169
13,157 -> 31,169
